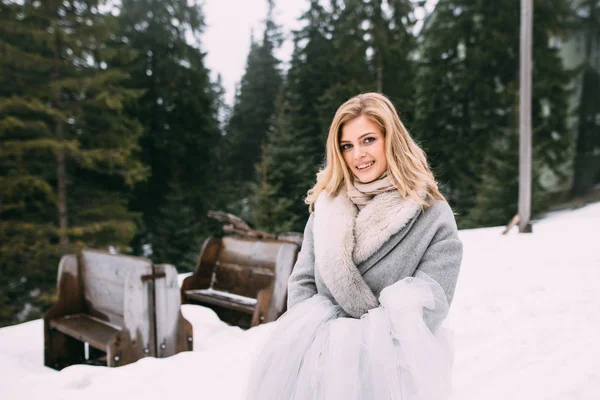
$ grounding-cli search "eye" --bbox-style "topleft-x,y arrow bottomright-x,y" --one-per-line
364,137 -> 376,144
340,143 -> 352,151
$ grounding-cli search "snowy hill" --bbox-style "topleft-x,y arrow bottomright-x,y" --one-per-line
1,202 -> 600,399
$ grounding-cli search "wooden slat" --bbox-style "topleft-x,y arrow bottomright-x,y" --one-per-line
215,261 -> 274,277
154,264 -> 184,358
83,279 -> 126,325
80,249 -> 153,326
155,264 -> 193,355
219,237 -> 283,268
44,255 -> 86,370
49,314 -> 120,351
213,261 -> 273,297
268,243 -> 300,321
185,289 -> 256,314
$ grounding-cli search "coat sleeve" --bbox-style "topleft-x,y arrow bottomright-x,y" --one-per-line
414,201 -> 463,307
287,213 -> 317,309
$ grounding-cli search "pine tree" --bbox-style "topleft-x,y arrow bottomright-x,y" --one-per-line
318,0 -> 374,125
0,1 -> 146,325
249,0 -> 338,232
223,0 -> 283,220
248,141 -> 299,232
151,180 -> 207,272
366,0 -> 418,120
570,0 -> 600,196
415,0 -> 571,227
115,0 -> 223,268
253,0 -> 421,232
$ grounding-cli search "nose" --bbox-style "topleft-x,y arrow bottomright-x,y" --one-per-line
353,147 -> 366,161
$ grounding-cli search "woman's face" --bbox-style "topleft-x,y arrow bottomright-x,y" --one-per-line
339,115 -> 388,183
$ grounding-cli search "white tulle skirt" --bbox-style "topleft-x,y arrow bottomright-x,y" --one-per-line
246,272 -> 454,400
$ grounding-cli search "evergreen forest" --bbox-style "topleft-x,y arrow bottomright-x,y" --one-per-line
1,0 -> 599,327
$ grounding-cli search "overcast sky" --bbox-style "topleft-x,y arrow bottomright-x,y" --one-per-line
201,0 -> 306,105
199,0 -> 437,105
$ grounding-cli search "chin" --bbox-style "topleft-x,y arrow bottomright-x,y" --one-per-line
357,174 -> 378,183
365,170 -> 386,182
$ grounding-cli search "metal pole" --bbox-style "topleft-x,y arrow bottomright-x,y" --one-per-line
518,0 -> 533,233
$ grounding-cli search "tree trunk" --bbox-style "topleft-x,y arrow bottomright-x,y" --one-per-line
518,0 -> 533,233
53,22 -> 69,246
56,136 -> 69,246
376,53 -> 383,94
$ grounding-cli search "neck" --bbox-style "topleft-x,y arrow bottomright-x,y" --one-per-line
346,172 -> 395,209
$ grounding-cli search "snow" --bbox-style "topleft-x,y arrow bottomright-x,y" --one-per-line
1,202 -> 600,399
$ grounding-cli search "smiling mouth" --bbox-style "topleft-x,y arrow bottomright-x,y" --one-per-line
356,161 -> 374,171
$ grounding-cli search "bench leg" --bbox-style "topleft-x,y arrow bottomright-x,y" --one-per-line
44,326 -> 85,370
106,331 -> 136,367
176,316 -> 194,353
251,287 -> 273,327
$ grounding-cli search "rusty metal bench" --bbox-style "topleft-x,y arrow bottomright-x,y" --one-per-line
44,249 -> 193,370
181,236 -> 300,329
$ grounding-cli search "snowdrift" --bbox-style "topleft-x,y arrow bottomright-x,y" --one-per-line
2,203 -> 600,399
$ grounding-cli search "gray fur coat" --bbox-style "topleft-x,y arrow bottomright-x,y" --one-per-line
287,189 -> 463,318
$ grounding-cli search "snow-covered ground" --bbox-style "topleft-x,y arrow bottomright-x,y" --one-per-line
1,202 -> 600,399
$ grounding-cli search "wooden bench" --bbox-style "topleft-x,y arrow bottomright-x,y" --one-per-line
44,249 -> 193,370
181,236 -> 300,329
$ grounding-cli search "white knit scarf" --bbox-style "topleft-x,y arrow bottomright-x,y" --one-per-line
346,172 -> 396,209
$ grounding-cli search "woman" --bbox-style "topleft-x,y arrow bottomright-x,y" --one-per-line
247,93 -> 462,400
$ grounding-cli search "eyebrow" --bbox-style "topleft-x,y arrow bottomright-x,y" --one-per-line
339,132 -> 378,144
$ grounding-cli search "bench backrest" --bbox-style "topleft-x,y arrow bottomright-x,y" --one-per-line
211,237 -> 279,296
211,236 -> 296,298
183,235 -> 299,327
79,249 -> 153,329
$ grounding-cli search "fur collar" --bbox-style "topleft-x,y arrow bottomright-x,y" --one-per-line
313,189 -> 423,317
353,190 -> 423,264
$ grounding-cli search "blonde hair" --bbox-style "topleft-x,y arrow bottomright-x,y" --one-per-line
306,92 -> 445,210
